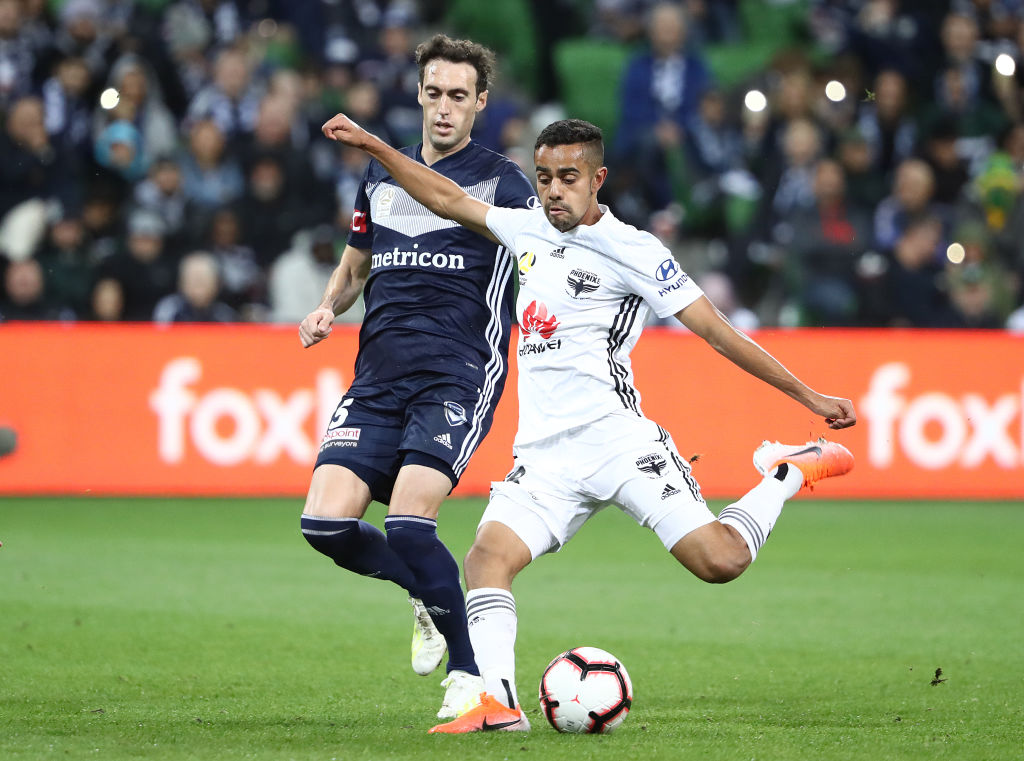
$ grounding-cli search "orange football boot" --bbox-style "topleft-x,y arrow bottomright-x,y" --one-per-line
429,692 -> 530,734
753,437 -> 854,487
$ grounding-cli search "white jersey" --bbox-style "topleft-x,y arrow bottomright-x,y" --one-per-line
485,204 -> 704,445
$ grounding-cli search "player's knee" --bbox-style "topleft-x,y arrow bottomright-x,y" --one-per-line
692,549 -> 749,584
463,540 -> 493,575
301,530 -> 335,558
671,522 -> 750,583
464,539 -> 516,587
384,517 -> 450,570
300,515 -> 357,563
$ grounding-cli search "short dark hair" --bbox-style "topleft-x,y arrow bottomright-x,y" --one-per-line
415,34 -> 496,95
534,119 -> 605,166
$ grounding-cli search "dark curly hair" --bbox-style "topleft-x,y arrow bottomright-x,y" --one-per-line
415,34 -> 496,95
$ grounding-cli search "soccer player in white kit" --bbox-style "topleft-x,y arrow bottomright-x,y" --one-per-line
321,115 -> 857,733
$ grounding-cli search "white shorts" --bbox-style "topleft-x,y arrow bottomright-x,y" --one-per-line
480,410 -> 716,559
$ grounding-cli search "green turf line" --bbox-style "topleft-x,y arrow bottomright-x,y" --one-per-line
1,498 -> 1022,760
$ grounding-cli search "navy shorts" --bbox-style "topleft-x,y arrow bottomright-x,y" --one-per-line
314,372 -> 503,504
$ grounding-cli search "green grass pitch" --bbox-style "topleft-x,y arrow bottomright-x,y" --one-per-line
2,497 -> 1022,761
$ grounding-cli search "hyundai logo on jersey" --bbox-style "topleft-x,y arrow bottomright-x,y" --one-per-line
655,258 -> 679,282
657,272 -> 690,298
444,401 -> 468,426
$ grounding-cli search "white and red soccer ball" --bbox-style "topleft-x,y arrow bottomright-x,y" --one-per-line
538,646 -> 633,734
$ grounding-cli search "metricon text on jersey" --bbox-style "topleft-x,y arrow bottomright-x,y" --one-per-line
370,247 -> 466,270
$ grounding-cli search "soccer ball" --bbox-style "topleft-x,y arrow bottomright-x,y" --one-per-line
538,646 -> 633,734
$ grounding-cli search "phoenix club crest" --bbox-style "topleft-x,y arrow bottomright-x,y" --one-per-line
636,453 -> 668,478
566,268 -> 600,298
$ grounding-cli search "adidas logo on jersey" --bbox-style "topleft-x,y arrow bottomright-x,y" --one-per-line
434,433 -> 453,449
661,483 -> 681,500
548,246 -> 565,258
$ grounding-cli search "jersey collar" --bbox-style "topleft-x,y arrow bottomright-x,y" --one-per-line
416,139 -> 478,168
556,203 -> 613,239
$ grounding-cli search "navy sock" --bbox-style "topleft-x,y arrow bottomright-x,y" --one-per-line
385,515 -> 479,676
301,515 -> 418,594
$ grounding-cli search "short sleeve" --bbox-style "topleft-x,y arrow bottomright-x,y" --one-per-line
494,162 -> 538,210
485,206 -> 534,251
624,248 -> 704,318
345,163 -> 374,249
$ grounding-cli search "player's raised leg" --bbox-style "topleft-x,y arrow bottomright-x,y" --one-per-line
674,437 -> 854,575
670,458 -> 806,577
387,463 -> 483,718
717,437 -> 853,562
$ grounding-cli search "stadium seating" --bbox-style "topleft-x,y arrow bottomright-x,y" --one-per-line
445,0 -> 540,96
739,0 -> 809,46
552,39 -> 632,146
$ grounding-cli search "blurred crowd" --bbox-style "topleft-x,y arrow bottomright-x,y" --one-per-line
0,0 -> 1023,330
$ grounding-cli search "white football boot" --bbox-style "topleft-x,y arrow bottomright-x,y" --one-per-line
409,596 -> 446,676
437,670 -> 485,719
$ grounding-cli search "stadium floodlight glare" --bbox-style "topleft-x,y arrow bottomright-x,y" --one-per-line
947,242 -> 966,264
744,89 -> 767,113
825,80 -> 847,102
995,53 -> 1016,77
99,88 -> 120,110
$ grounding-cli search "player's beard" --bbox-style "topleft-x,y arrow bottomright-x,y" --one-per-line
545,204 -> 580,232
428,132 -> 460,153
427,120 -> 466,154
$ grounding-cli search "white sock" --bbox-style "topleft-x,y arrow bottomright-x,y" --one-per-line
718,463 -> 803,561
466,587 -> 519,709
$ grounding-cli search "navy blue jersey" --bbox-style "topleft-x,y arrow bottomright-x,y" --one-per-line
347,141 -> 536,391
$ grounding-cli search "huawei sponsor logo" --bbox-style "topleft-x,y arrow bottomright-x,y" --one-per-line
521,300 -> 559,339
519,300 -> 562,356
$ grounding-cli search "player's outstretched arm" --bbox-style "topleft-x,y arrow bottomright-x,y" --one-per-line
298,245 -> 370,348
676,296 -> 857,429
322,113 -> 497,242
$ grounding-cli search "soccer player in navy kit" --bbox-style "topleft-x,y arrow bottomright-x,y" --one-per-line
298,35 -> 536,720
